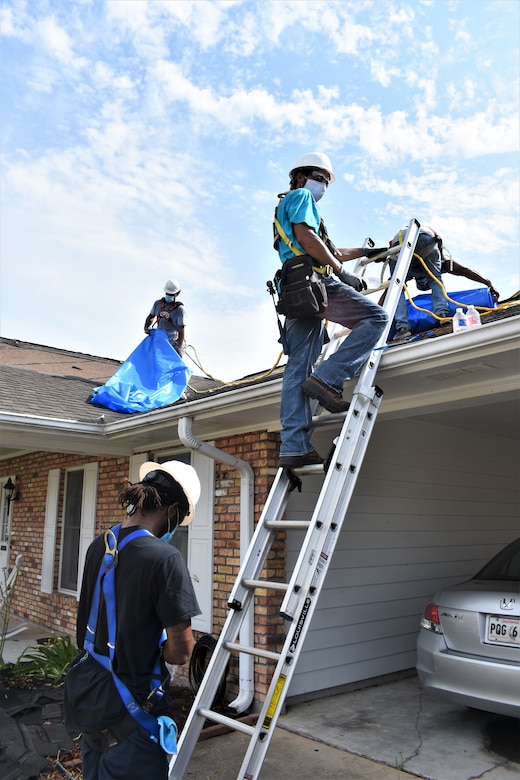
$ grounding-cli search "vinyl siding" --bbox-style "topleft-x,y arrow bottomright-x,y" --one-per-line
285,417 -> 519,699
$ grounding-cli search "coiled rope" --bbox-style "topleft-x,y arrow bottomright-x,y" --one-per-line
188,634 -> 228,705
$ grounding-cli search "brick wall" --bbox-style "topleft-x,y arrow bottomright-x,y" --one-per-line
3,452 -> 130,637
3,430 -> 284,702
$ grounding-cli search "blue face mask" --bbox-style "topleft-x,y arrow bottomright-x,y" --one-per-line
161,526 -> 178,544
164,295 -> 174,303
161,507 -> 179,544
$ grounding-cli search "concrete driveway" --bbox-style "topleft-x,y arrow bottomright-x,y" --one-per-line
3,621 -> 519,780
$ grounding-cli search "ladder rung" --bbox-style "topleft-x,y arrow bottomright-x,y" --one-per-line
224,640 -> 281,662
241,577 -> 289,592
311,411 -> 348,427
197,708 -> 256,736
264,519 -> 310,531
286,463 -> 324,474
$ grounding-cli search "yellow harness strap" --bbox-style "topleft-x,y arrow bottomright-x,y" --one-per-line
273,216 -> 329,275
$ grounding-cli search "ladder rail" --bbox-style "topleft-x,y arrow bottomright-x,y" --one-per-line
169,220 -> 421,780
280,221 -> 421,620
280,385 -> 383,621
227,468 -> 292,611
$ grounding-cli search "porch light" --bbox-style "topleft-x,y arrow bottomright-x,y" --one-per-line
3,477 -> 20,505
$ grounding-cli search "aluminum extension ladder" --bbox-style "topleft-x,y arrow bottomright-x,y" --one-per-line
169,219 -> 422,780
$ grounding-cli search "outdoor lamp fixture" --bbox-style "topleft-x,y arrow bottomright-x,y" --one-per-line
3,477 -> 20,506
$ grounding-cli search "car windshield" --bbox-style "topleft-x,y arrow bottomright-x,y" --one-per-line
473,538 -> 520,582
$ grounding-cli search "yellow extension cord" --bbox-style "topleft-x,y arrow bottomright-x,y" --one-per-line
184,253 -> 516,392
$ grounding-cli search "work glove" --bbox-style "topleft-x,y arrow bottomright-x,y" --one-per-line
337,266 -> 367,292
363,247 -> 389,262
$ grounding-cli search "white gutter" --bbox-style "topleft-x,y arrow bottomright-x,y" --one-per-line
378,316 -> 519,371
178,416 -> 255,714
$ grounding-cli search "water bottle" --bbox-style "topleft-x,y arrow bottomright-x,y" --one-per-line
466,304 -> 482,329
452,308 -> 467,333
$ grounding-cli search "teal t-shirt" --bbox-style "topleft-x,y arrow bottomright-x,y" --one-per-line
276,188 -> 321,263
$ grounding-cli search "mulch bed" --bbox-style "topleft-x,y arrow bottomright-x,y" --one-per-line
0,675 -> 197,780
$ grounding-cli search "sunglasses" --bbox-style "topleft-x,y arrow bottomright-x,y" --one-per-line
308,171 -> 330,187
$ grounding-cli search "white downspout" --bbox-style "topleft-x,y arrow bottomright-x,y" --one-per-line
178,416 -> 255,714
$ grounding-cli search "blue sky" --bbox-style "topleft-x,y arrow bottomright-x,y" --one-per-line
1,0 -> 519,381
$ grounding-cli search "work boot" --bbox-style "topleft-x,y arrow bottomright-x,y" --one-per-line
391,327 -> 411,342
301,375 -> 350,414
279,449 -> 324,468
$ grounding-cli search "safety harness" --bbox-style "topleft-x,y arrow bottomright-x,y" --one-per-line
158,299 -> 181,321
84,524 -> 175,749
273,195 -> 337,275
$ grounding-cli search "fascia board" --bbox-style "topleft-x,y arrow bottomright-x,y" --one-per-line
378,317 -> 519,376
101,377 -> 284,439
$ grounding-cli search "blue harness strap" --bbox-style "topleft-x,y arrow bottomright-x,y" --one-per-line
84,524 -> 167,744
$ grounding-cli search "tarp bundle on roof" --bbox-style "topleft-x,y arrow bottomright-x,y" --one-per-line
90,329 -> 191,413
389,286 -> 496,339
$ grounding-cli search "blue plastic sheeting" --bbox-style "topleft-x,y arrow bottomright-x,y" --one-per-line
389,286 -> 496,339
91,330 -> 192,413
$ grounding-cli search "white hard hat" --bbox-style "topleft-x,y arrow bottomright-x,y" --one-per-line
164,279 -> 181,295
139,460 -> 201,526
289,152 -> 336,183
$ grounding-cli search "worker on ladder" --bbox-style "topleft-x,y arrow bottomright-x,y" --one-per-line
274,151 -> 388,469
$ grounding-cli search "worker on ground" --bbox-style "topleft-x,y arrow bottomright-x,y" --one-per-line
75,460 -> 201,780
388,225 -> 450,341
144,280 -> 186,355
274,152 -> 388,469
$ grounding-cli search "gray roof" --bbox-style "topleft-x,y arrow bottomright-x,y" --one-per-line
0,363 -> 129,423
0,337 -> 272,423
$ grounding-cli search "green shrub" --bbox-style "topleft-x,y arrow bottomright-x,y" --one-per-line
13,634 -> 78,684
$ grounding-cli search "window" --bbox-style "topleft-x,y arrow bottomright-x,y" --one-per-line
59,470 -> 84,591
0,476 -> 14,574
55,463 -> 98,597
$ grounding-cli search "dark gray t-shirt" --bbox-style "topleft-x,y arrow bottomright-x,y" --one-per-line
77,526 -> 200,708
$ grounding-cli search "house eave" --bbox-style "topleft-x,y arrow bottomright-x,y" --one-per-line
0,315 -> 518,458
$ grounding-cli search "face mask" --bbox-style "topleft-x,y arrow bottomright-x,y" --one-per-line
160,507 -> 179,544
304,179 -> 327,202
160,526 -> 178,544
164,295 -> 174,303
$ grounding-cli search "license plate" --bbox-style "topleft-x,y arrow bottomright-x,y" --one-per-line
485,615 -> 520,646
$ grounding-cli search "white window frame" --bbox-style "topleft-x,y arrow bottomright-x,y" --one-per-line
57,462 -> 98,599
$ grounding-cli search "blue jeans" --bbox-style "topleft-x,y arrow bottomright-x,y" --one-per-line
82,727 -> 168,780
391,236 -> 447,330
279,277 -> 388,457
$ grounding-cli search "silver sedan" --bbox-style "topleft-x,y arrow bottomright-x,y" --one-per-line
416,537 -> 520,718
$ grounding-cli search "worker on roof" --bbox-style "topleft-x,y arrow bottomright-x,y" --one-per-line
144,280 -> 186,355
387,226 -> 450,341
274,151 -> 388,469
440,256 -> 499,302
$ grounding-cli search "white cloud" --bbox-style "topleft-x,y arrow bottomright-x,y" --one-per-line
1,0 -> 518,374
37,15 -> 87,68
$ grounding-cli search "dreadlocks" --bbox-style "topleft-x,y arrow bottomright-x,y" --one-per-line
119,482 -> 163,515
118,473 -> 189,518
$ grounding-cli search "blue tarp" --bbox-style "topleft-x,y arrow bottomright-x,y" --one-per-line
91,329 -> 192,413
389,286 -> 496,339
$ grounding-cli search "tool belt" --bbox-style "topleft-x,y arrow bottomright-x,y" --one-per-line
83,717 -> 138,754
275,254 -> 328,319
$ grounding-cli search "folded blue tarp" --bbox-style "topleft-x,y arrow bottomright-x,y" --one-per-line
389,286 -> 496,339
91,329 -> 192,413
